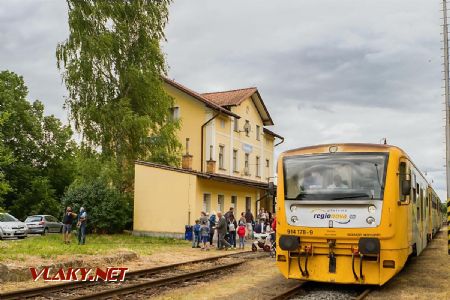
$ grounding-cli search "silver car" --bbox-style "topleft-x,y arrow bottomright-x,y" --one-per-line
0,213 -> 28,239
25,215 -> 63,235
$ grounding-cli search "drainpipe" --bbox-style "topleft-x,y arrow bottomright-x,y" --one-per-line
201,112 -> 220,172
275,136 -> 285,147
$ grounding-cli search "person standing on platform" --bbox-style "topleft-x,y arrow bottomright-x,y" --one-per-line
228,215 -> 237,249
208,212 -> 216,246
216,211 -> 231,250
245,209 -> 254,239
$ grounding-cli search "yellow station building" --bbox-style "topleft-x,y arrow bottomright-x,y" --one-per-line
133,78 -> 283,237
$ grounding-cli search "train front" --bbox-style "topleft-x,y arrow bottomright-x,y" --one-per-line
276,144 -> 402,285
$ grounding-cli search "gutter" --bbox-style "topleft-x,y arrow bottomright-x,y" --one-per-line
275,136 -> 285,147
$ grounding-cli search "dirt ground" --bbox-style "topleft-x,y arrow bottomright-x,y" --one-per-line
0,246 -> 245,292
151,256 -> 300,300
368,228 -> 450,300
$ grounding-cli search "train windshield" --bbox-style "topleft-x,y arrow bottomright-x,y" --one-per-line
283,153 -> 388,201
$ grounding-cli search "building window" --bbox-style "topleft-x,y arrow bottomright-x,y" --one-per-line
245,197 -> 251,211
203,194 -> 211,212
244,120 -> 250,137
266,159 -> 270,168
233,149 -> 238,172
256,156 -> 260,177
231,196 -> 237,210
244,153 -> 250,175
218,195 -> 224,212
256,125 -> 260,141
170,107 -> 180,120
220,119 -> 225,128
219,145 -> 225,169
234,117 -> 239,132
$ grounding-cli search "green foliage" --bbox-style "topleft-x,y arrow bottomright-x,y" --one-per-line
56,0 -> 181,178
0,113 -> 13,204
0,70 -> 77,219
62,178 -> 132,234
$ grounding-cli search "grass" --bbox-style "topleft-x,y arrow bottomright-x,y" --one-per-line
0,233 -> 190,261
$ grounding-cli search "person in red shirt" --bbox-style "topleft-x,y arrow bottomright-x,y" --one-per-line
237,223 -> 246,250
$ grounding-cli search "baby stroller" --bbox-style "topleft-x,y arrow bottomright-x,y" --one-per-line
252,232 -> 276,257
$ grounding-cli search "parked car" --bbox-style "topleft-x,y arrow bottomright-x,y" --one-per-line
0,212 -> 28,239
25,215 -> 63,235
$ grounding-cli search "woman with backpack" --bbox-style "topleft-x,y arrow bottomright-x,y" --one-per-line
228,215 -> 237,249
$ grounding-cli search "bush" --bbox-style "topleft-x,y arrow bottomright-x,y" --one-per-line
62,179 -> 132,233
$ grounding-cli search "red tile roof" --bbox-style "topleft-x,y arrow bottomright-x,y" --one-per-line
202,87 -> 257,106
202,88 -> 274,126
163,77 -> 240,119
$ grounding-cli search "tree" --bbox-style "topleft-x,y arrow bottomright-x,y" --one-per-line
56,0 -> 180,188
62,151 -> 132,233
0,70 -> 77,218
0,113 -> 13,206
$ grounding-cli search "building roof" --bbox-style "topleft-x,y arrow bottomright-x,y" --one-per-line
263,128 -> 284,140
135,160 -> 272,190
202,87 -> 257,106
163,77 -> 240,119
202,88 -> 274,126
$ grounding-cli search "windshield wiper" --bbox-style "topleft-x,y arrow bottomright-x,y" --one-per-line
332,193 -> 370,200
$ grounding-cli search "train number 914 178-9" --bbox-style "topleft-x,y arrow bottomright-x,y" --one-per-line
287,229 -> 314,235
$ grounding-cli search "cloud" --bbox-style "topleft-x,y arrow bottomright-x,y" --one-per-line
0,0 -> 446,201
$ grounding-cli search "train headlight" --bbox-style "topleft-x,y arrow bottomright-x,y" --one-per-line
291,216 -> 298,223
368,205 -> 376,214
290,205 -> 297,212
366,216 -> 375,224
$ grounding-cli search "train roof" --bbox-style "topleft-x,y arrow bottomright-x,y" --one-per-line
281,143 -> 405,156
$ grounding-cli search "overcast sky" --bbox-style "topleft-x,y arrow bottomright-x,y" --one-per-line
0,1 -> 446,201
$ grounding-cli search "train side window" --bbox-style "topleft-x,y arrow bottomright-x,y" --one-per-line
399,161 -> 410,203
419,188 -> 424,221
412,188 -> 416,203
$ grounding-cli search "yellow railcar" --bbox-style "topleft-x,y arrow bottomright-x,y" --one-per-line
275,143 -> 442,285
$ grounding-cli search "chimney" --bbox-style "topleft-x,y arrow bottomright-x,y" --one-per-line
206,144 -> 216,173
182,138 -> 193,170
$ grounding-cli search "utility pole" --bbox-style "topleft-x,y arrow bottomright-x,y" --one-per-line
442,0 -> 450,255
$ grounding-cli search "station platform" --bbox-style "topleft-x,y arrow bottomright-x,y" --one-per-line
368,227 -> 449,299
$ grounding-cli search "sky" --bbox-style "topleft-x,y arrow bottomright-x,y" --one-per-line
0,1 -> 446,202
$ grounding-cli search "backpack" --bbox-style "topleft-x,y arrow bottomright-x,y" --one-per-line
194,224 -> 201,233
228,222 -> 235,231
237,225 -> 246,237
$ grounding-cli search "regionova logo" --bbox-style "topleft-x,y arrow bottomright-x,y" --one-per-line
311,209 -> 356,224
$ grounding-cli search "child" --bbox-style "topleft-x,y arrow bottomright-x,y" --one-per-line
237,223 -> 246,250
200,220 -> 210,250
192,220 -> 201,248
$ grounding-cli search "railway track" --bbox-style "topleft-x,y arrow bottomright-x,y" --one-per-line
270,282 -> 372,300
0,251 -> 261,300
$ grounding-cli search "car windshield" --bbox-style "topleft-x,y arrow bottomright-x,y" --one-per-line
283,153 -> 388,200
0,213 -> 19,222
25,216 -> 42,222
